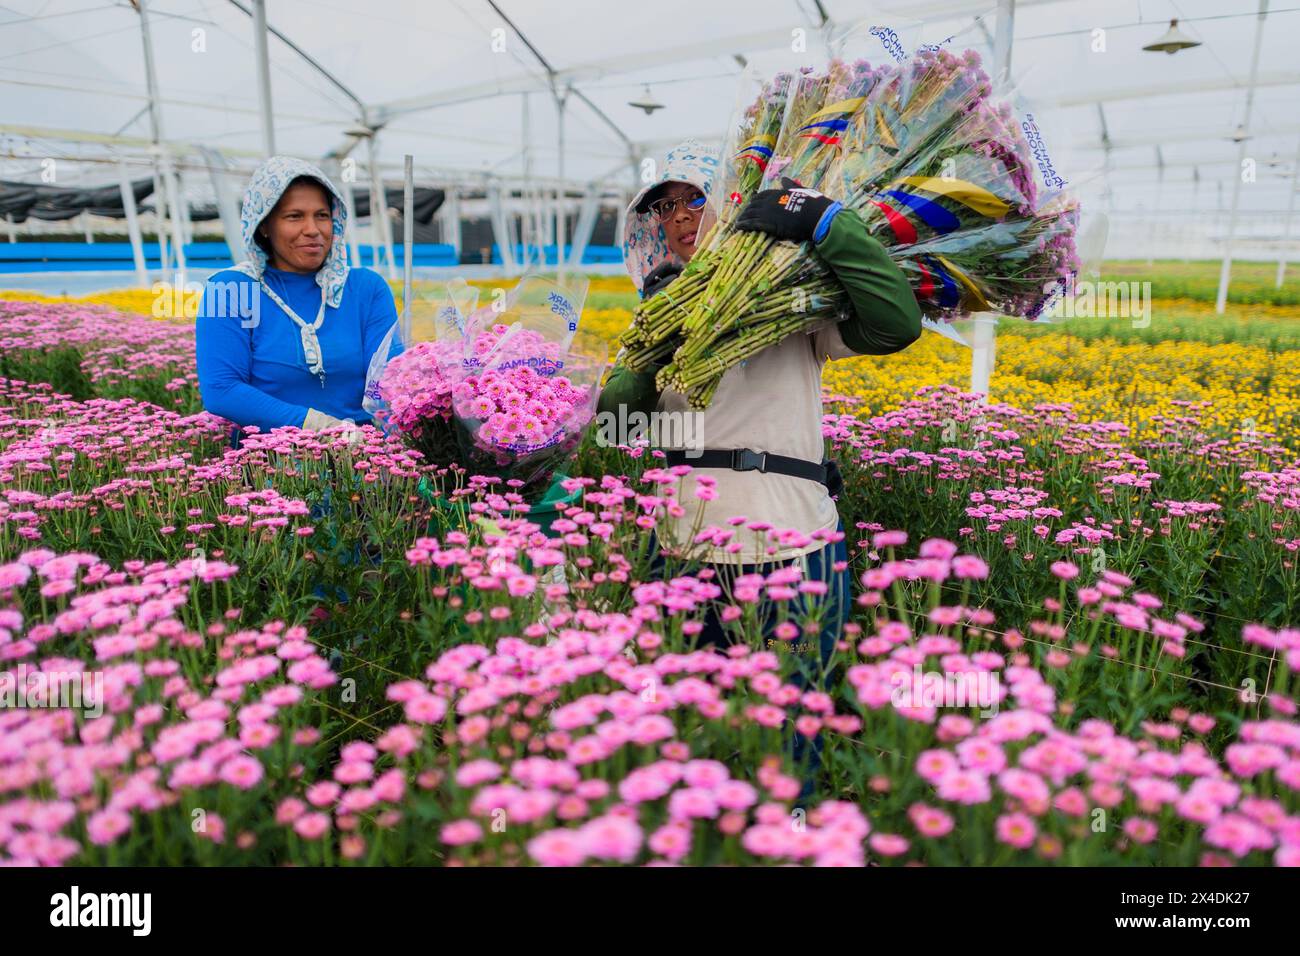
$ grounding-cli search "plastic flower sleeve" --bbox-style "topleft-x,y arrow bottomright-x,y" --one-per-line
361,322 -> 406,427
473,274 -> 589,355
710,67 -> 798,233
411,276 -> 480,346
363,279 -> 480,469
448,276 -> 607,495
825,47 -> 1085,323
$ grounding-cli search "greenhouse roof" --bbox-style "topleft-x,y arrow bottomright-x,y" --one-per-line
0,0 -> 1295,219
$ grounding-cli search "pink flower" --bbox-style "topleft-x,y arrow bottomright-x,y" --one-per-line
306,781 -> 341,808
441,820 -> 484,846
86,808 -> 132,846
1175,792 -> 1222,825
294,812 -> 331,840
1053,788 -> 1089,817
455,760 -> 503,787
507,789 -> 557,824
648,822 -> 692,862
995,812 -> 1037,849
0,562 -> 33,590
952,555 -> 989,579
908,803 -> 955,838
507,575 -> 537,597
668,787 -> 720,820
682,760 -> 730,789
936,769 -> 991,805
746,704 -> 786,729
377,723 -> 421,757
917,749 -> 960,783
218,755 -> 265,790
580,813 -> 644,863
275,798 -> 306,825
333,761 -> 374,785
1276,845 -> 1300,867
575,779 -> 610,801
715,780 -> 759,811
869,833 -> 910,857
527,828 -> 588,866
1123,817 -> 1158,845
404,694 -> 448,724
1204,814 -> 1273,858
956,738 -> 1006,774
1049,561 -> 1079,580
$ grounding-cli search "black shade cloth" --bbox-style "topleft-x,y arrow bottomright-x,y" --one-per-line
350,186 -> 444,224
0,178 -> 154,223
0,180 -> 444,226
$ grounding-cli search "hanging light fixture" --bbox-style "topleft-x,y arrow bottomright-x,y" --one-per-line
1230,124 -> 1251,143
627,86 -> 665,115
1143,18 -> 1201,54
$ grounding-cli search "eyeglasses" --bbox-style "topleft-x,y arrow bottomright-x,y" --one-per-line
648,191 -> 708,222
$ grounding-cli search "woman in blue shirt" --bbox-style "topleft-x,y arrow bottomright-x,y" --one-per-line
196,156 -> 402,444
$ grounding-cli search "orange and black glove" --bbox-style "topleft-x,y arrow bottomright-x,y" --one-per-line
735,176 -> 843,244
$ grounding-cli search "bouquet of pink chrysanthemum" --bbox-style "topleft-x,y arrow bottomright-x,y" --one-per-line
366,276 -> 606,492
448,291 -> 605,493
368,339 -> 462,469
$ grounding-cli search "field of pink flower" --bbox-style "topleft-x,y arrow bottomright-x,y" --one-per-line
0,299 -> 1297,866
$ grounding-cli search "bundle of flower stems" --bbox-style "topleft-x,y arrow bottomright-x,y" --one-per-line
619,49 -> 1080,409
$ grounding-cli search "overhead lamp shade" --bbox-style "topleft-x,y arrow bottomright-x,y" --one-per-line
627,86 -> 665,115
1143,18 -> 1202,54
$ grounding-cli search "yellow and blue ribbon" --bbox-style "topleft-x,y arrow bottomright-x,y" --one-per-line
736,134 -> 776,171
797,97 -> 867,147
895,176 -> 1011,219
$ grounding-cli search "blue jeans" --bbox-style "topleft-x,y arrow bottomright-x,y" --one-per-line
646,520 -> 850,802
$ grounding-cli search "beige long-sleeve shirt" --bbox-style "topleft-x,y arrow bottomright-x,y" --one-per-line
653,324 -> 857,564
599,211 -> 925,566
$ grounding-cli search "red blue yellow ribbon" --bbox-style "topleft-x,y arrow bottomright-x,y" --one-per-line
894,176 -> 1011,219
882,189 -> 962,233
933,254 -> 991,311
798,117 -> 851,146
920,255 -> 960,308
736,135 -> 776,170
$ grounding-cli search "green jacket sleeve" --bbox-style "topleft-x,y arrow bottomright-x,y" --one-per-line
815,208 -> 923,355
597,356 -> 662,418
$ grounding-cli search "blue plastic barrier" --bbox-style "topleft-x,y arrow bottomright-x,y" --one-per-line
0,242 -> 233,273
356,243 -> 458,268
491,244 -> 623,266
0,241 -> 617,274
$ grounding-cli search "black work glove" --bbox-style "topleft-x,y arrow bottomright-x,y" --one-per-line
734,176 -> 843,244
642,261 -> 683,298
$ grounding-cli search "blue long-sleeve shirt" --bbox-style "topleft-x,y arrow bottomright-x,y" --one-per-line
196,265 -> 402,436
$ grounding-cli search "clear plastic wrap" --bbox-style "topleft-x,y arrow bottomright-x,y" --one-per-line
446,276 -> 607,494
362,279 -> 479,468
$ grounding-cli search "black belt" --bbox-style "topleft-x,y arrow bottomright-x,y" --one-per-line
664,447 -> 832,487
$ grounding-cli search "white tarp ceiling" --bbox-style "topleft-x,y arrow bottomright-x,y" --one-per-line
0,0 -> 1296,221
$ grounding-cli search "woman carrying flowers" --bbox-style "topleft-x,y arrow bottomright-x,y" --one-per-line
601,138 -> 923,669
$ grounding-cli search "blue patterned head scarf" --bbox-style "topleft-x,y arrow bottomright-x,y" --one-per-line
622,138 -> 719,293
232,155 -> 350,308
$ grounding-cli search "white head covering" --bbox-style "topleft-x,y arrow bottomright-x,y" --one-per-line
232,155 -> 351,308
621,138 -> 720,293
